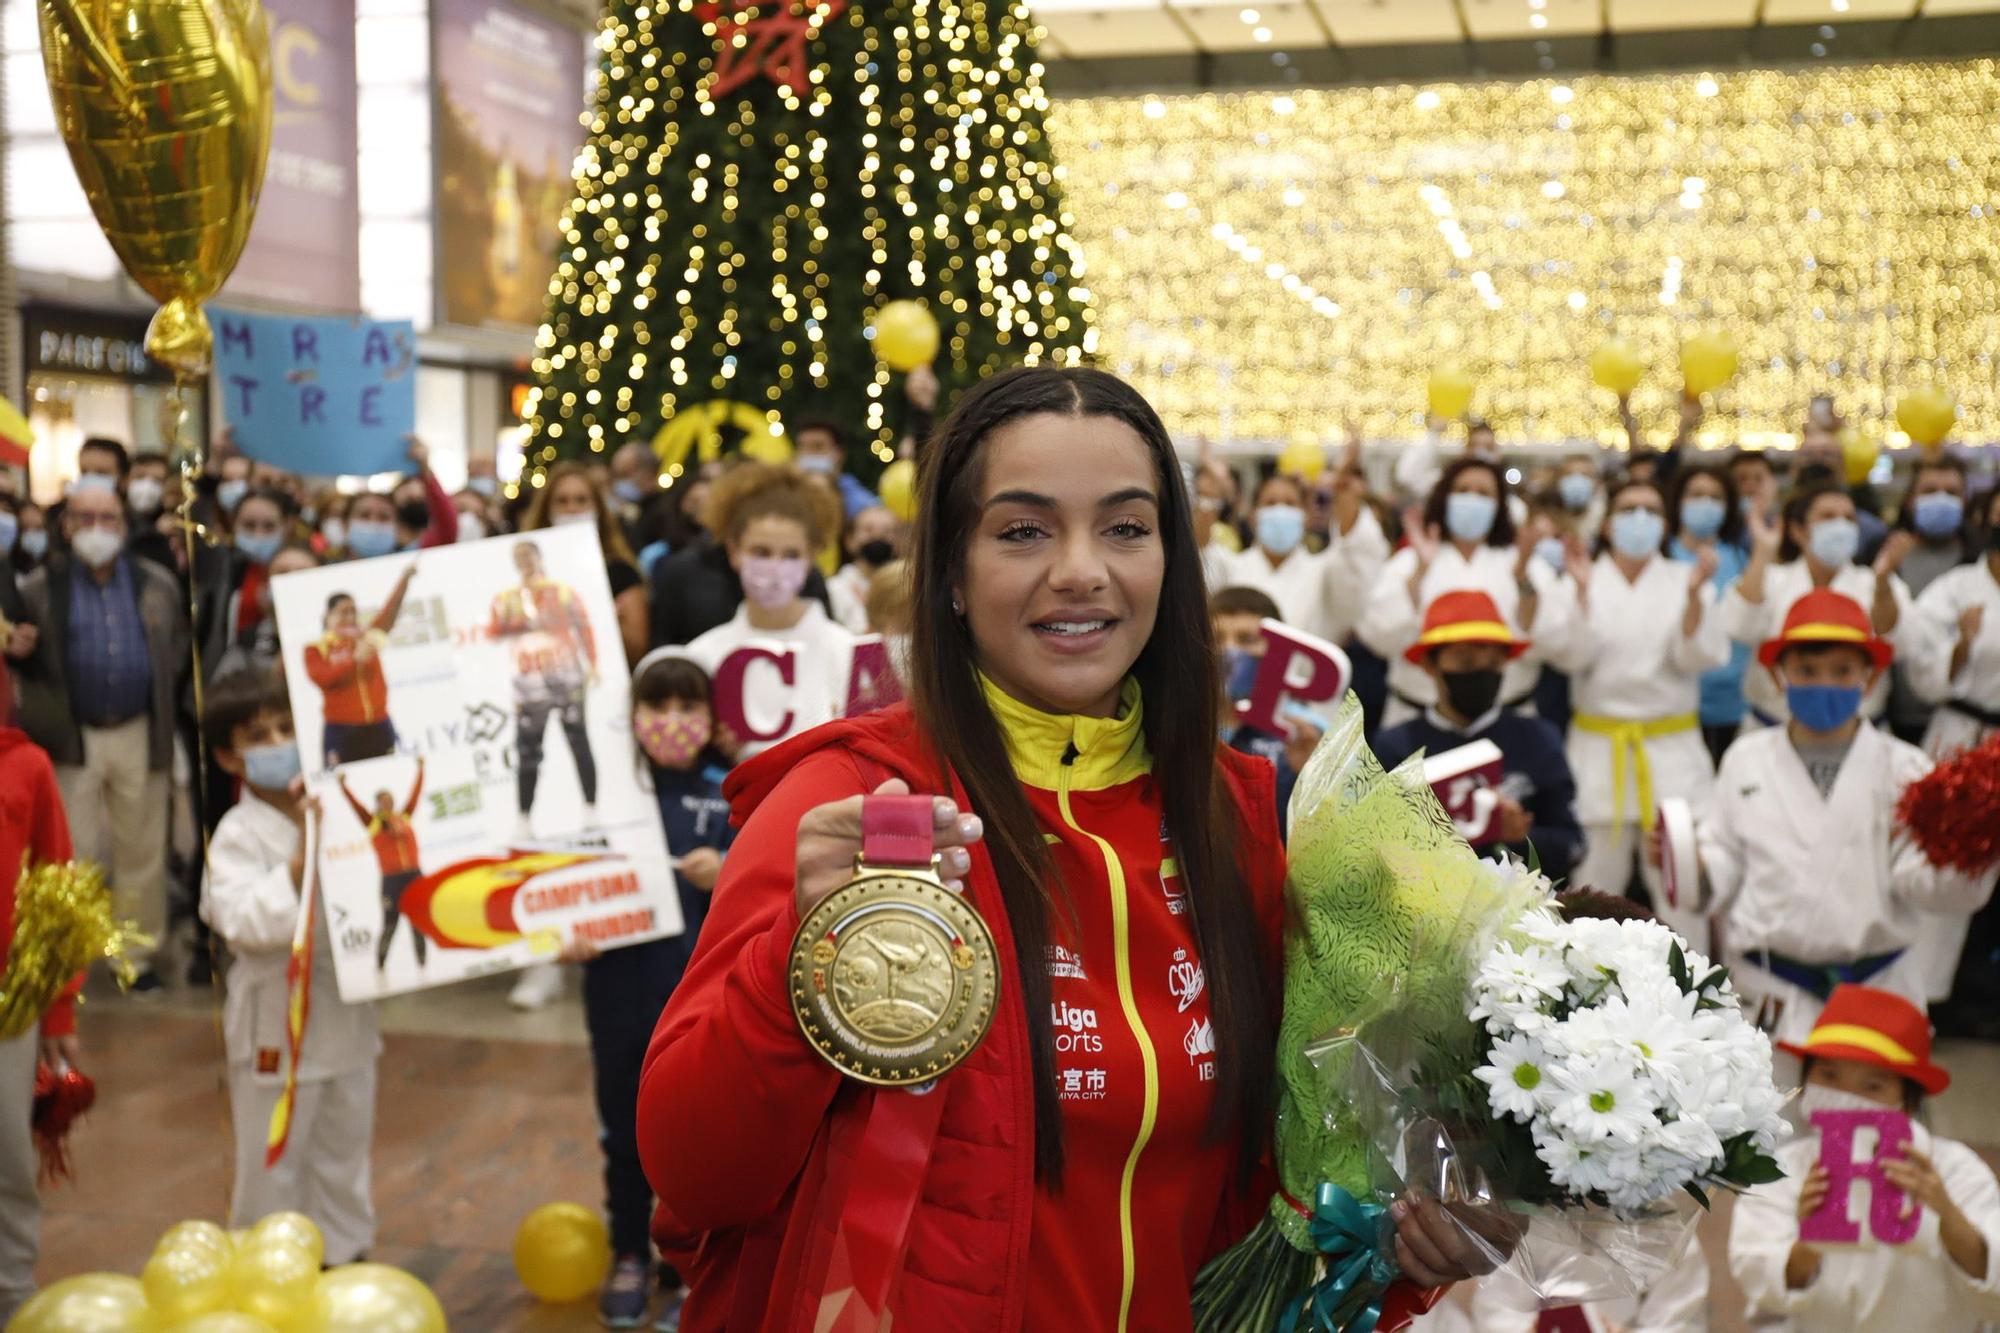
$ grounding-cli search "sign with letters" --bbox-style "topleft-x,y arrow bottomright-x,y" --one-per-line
1799,1107 -> 1921,1246
212,307 -> 417,477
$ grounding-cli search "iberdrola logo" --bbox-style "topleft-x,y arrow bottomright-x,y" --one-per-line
400,850 -> 605,950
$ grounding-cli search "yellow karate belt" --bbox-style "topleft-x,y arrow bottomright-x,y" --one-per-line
1571,712 -> 1700,833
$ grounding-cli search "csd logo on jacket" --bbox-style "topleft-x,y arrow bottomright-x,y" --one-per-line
1168,947 -> 1205,1013
1052,1000 -> 1102,1053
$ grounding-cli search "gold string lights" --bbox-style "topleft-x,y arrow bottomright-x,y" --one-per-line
1047,61 -> 2000,447
522,0 -> 1094,485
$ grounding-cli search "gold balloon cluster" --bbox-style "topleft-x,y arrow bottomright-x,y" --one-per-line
1046,61 -> 1998,446
9,1214 -> 445,1333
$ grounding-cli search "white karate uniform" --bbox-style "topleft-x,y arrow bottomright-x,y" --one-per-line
683,600 -> 856,757
1694,724 -> 1994,1050
1555,555 -> 1728,937
1210,507 -> 1390,644
1357,543 -> 1579,727
200,791 -> 380,1265
1714,561 -> 1930,726
826,562 -> 873,634
1729,1128 -> 2000,1330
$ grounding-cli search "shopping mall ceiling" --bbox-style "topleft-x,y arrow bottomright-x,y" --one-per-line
1032,0 -> 2000,91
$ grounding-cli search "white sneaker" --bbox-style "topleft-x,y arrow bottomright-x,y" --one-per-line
508,962 -> 562,1011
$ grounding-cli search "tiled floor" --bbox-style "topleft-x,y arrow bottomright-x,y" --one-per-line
34,975 -> 2000,1331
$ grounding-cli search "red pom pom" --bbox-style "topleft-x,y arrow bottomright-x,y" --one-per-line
1896,732 -> 2000,876
31,1062 -> 95,1187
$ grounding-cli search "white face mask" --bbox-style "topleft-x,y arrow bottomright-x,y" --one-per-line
552,510 -> 597,528
457,514 -> 488,542
320,518 -> 346,549
126,476 -> 165,514
70,527 -> 123,569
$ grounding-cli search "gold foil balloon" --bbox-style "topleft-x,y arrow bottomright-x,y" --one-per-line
141,1239 -> 233,1322
306,1264 -> 447,1333
173,1315 -> 283,1333
877,458 -> 917,522
231,1235 -> 320,1328
1589,339 -> 1646,396
1679,331 -> 1741,397
37,0 -> 273,378
1840,426 -> 1882,486
870,300 -> 942,373
513,1202 -> 612,1303
6,1273 -> 149,1333
248,1210 -> 326,1270
1276,435 -> 1324,480
1427,364 -> 1475,419
155,1218 -> 234,1259
1896,386 -> 1958,449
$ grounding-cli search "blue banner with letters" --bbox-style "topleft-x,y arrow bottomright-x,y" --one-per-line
212,307 -> 416,476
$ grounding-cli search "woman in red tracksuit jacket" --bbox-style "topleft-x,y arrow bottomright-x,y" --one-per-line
636,368 -> 1494,1331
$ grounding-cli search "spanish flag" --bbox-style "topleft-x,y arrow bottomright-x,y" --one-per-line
265,814 -> 319,1168
0,395 -> 32,471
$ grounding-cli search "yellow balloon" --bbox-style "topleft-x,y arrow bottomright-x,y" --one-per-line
1276,437 -> 1324,479
230,1237 -> 319,1328
247,1211 -> 324,1270
142,1242 -> 233,1322
36,0 -> 274,378
1895,386 -> 1957,449
513,1202 -> 612,1304
156,1220 -> 233,1259
1679,331 -> 1740,397
878,458 -> 918,522
170,1314 -> 282,1333
870,301 -> 941,373
305,1265 -> 445,1333
652,400 -> 787,472
1840,426 -> 1881,486
5,1273 -> 149,1333
1589,339 -> 1646,395
1427,365 -> 1475,419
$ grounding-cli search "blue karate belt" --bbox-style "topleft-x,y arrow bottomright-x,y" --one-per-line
1751,948 -> 1904,1002
1279,1183 -> 1400,1333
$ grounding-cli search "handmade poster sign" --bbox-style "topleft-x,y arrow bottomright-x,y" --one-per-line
1424,740 -> 1505,846
1233,618 -> 1352,738
1657,797 -> 1700,910
270,524 -> 682,1000
698,631 -> 905,753
213,306 -> 416,476
1799,1107 -> 1921,1246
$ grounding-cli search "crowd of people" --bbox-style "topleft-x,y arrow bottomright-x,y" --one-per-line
0,370 -> 1996,1330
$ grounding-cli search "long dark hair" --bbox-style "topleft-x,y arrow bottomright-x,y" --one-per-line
906,366 -> 1274,1184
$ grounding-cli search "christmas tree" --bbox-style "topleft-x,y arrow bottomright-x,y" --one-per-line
522,0 -> 1096,483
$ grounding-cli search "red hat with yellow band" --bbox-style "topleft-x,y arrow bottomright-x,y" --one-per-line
1776,983 -> 1949,1095
1757,588 -> 1893,672
1404,589 -> 1529,666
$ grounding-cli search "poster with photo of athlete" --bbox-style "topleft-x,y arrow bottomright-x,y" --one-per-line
271,524 -> 683,1001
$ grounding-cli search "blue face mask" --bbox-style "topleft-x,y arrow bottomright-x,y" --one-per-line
1609,508 -> 1666,560
1222,648 -> 1261,702
1786,683 -> 1864,734
612,479 -> 647,505
346,520 -> 397,558
468,476 -> 498,498
1534,536 -> 1567,570
1808,517 -> 1861,569
19,530 -> 47,561
1255,504 -> 1306,557
1680,495 -> 1727,540
217,478 -> 248,512
1445,491 -> 1498,543
1557,472 -> 1596,512
1911,492 -> 1964,540
235,531 -> 282,566
241,740 -> 301,790
0,512 -> 16,555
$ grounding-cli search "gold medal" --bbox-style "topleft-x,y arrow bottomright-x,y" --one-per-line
789,857 -> 1001,1086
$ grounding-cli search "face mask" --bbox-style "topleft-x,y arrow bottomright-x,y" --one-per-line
1807,517 -> 1860,569
235,531 -> 282,566
1534,536 -> 1567,571
395,499 -> 431,531
241,740 -> 302,790
19,530 -> 47,561
1609,508 -> 1666,560
1444,492 -> 1498,543
1441,667 -> 1503,720
346,520 -> 398,558
0,512 -> 15,555
70,528 -> 123,569
127,476 -> 164,515
457,514 -> 487,542
1222,648 -> 1262,702
1255,504 -> 1306,556
857,538 -> 896,568
217,478 -> 248,512
552,510 -> 598,528
1557,473 -> 1596,512
1911,492 -> 1964,540
320,518 -> 346,549
468,476 -> 498,498
300,506 -> 317,526
612,479 -> 647,505
795,453 -> 839,477
1679,495 -> 1727,540
1797,1081 -> 1902,1122
69,473 -> 118,497
1786,682 -> 1864,733
740,555 -> 811,608
635,711 -> 711,768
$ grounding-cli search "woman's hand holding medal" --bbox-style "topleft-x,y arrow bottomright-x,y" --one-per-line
794,778 -> 984,917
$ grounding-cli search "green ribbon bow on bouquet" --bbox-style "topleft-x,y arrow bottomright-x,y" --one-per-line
1278,1183 -> 1400,1333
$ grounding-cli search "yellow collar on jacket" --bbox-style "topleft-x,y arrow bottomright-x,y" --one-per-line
978,673 -> 1151,792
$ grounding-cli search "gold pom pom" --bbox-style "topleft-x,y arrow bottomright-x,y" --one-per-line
0,858 -> 151,1041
